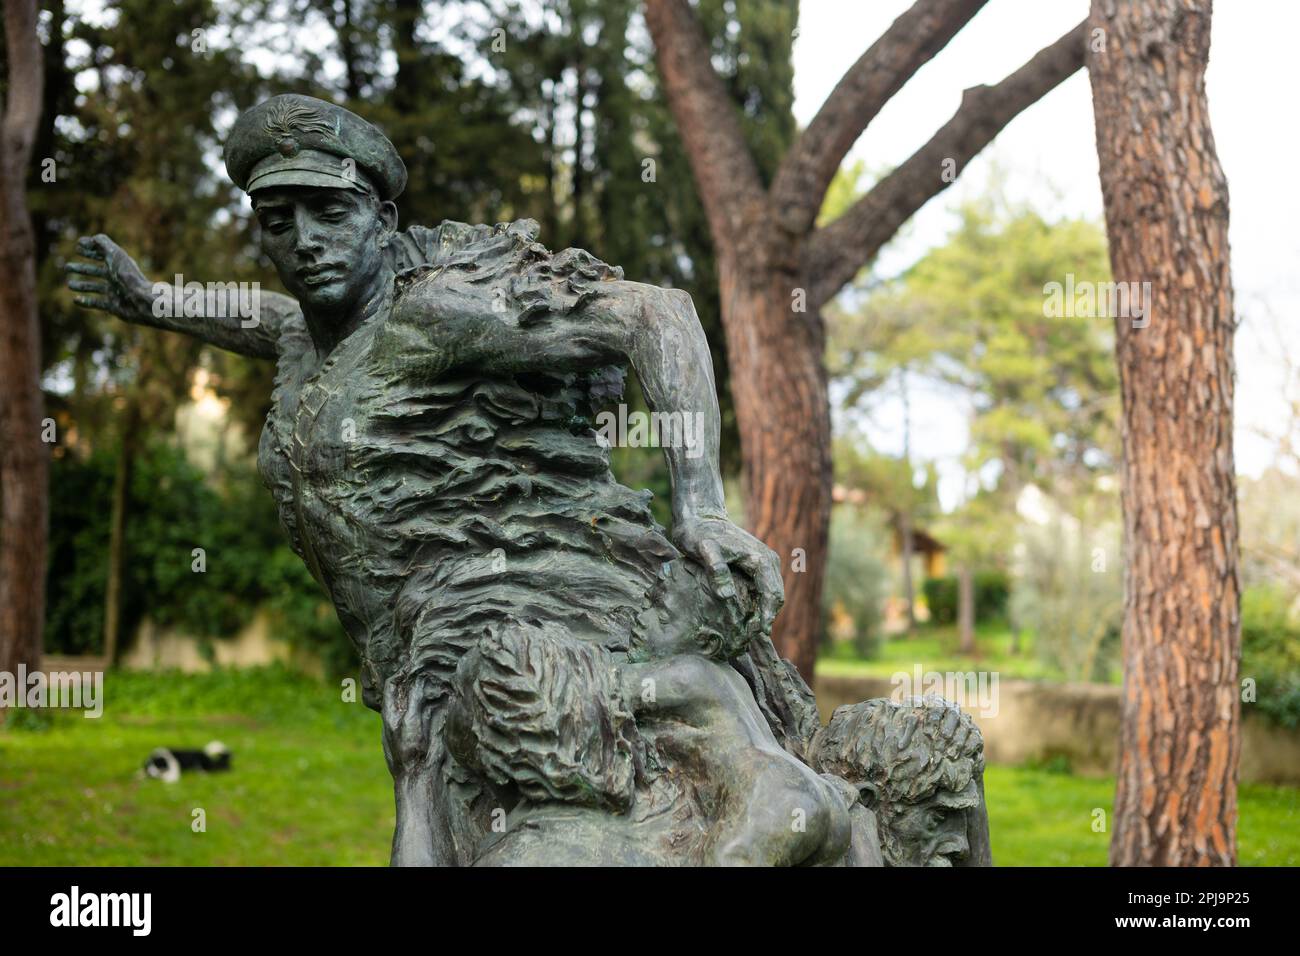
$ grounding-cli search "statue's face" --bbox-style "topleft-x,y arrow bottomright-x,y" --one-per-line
882,779 -> 984,867
252,185 -> 393,315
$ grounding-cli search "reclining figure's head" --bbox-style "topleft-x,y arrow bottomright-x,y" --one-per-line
814,695 -> 990,867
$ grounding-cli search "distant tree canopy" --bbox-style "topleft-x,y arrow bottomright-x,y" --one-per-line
827,192 -> 1118,651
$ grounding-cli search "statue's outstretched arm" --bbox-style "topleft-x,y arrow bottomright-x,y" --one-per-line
65,234 -> 292,360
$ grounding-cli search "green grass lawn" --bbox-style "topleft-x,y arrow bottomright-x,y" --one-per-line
984,765 -> 1299,866
0,667 -> 392,866
2,667 -> 1294,866
818,622 -> 1122,683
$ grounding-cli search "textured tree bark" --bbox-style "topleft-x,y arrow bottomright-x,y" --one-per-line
0,0 -> 47,687
647,0 -> 1088,679
723,260 -> 832,679
1088,0 -> 1240,867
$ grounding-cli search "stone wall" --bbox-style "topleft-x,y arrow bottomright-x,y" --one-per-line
119,612 -> 324,678
814,674 -> 1300,786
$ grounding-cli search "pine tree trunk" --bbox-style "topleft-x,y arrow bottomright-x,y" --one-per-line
0,0 -> 47,689
644,0 -> 1088,684
721,259 -> 831,681
1088,0 -> 1240,867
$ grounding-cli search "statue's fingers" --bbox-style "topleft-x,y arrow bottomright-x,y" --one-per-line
73,295 -> 114,311
76,236 -> 107,259
66,261 -> 108,278
381,677 -> 400,720
68,279 -> 108,294
755,563 -> 784,634
739,549 -> 783,634
699,539 -> 736,600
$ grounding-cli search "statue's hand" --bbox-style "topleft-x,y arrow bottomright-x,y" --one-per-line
66,234 -> 152,321
673,515 -> 785,641
381,673 -> 436,777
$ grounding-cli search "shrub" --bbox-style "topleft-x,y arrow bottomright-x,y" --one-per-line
921,572 -> 1010,626
923,576 -> 958,626
974,571 -> 1010,622
1011,516 -> 1122,683
1241,585 -> 1300,729
45,442 -> 355,674
823,508 -> 889,658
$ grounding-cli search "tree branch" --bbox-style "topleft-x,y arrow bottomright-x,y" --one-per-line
644,0 -> 766,252
769,0 -> 988,238
805,19 -> 1088,309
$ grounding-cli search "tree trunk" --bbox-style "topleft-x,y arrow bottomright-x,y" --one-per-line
899,369 -> 916,632
899,508 -> 916,633
723,260 -> 832,680
0,0 -> 46,690
957,562 -> 975,654
1089,0 -> 1240,867
645,0 -> 1087,683
103,403 -> 140,665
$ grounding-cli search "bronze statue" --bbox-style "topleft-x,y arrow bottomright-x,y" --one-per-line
67,94 -> 990,866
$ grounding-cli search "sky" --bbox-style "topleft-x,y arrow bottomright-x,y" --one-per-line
792,0 -> 1300,508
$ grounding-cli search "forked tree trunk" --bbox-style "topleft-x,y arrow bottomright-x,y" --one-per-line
646,0 -> 1088,681
0,0 -> 47,689
722,260 -> 832,679
1088,0 -> 1240,866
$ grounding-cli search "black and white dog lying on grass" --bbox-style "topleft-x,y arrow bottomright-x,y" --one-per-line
142,741 -> 232,782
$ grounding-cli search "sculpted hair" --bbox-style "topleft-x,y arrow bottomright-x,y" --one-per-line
446,621 -> 640,812
813,695 -> 984,807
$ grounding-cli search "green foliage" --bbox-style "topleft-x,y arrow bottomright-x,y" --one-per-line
833,435 -> 939,522
1241,585 -> 1300,729
822,507 -> 889,658
1010,508 -> 1122,683
922,573 -> 1010,627
923,577 -> 957,625
816,622 -> 1062,682
45,443 -> 350,671
974,571 -> 1011,622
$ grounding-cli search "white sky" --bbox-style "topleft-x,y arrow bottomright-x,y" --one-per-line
793,0 -> 1300,508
